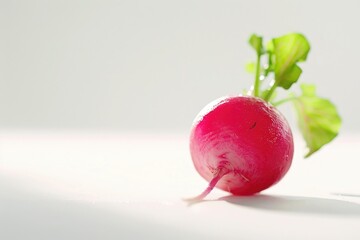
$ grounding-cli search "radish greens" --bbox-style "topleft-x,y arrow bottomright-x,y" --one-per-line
247,33 -> 341,157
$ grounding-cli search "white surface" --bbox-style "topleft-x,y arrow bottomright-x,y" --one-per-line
0,130 -> 360,240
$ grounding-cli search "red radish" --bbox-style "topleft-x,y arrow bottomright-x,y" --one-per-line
189,96 -> 294,200
187,33 -> 341,201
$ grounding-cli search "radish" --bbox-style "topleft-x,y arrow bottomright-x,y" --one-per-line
188,33 -> 341,201
190,96 -> 293,199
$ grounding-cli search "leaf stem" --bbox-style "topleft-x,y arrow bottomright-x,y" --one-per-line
264,80 -> 278,101
272,96 -> 298,106
254,54 -> 261,97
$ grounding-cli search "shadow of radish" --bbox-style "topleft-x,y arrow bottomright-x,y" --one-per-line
218,194 -> 360,217
332,193 -> 360,198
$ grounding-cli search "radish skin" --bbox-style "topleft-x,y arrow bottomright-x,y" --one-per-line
189,96 -> 294,200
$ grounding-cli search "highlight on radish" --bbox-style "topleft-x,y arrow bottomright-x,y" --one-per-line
187,33 -> 341,202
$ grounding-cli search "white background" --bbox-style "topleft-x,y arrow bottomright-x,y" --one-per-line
1,0 -> 360,132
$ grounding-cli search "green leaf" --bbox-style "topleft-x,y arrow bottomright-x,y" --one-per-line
279,65 -> 302,89
264,40 -> 275,76
245,62 -> 255,73
266,40 -> 274,53
272,33 -> 310,89
292,84 -> 341,158
248,34 -> 263,56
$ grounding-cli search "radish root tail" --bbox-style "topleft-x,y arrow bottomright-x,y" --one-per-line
184,167 -> 230,203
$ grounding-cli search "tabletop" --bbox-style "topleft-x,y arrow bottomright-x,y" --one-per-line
0,130 -> 359,239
